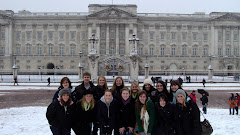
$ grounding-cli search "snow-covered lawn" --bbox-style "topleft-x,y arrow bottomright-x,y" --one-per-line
0,106 -> 239,135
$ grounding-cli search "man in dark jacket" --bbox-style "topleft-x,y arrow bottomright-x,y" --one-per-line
71,72 -> 95,103
200,93 -> 208,114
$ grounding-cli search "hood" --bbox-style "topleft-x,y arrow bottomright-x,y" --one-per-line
100,95 -> 113,105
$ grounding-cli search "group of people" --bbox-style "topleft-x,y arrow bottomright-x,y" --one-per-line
228,93 -> 240,115
46,72 -> 202,135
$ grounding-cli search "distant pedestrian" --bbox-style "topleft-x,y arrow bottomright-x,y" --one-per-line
14,76 -> 18,86
188,76 -> 191,83
165,79 -> 168,86
47,77 -> 51,86
178,76 -> 183,86
235,93 -> 240,115
200,93 -> 208,114
228,93 -> 238,115
190,90 -> 196,102
202,78 -> 206,87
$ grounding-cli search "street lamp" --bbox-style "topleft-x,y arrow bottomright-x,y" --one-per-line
0,68 -> 2,81
78,51 -> 83,82
88,33 -> 98,54
129,34 -> 139,54
39,67 -> 42,81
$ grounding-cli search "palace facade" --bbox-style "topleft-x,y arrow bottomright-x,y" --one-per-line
0,4 -> 240,80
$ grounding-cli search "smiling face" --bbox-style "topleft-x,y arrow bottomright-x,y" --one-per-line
156,83 -> 163,92
62,80 -> 69,88
98,77 -> 105,87
171,84 -> 179,92
121,90 -> 130,101
104,91 -> 112,103
159,97 -> 166,107
62,94 -> 69,102
144,84 -> 151,91
177,94 -> 185,104
131,83 -> 138,93
139,93 -> 147,104
83,75 -> 91,84
85,94 -> 93,103
116,78 -> 123,86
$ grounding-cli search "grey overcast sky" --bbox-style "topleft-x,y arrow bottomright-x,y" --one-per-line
1,0 -> 240,14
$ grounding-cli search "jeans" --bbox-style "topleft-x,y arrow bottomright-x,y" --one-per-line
50,126 -> 71,135
229,107 -> 235,115
203,105 -> 207,114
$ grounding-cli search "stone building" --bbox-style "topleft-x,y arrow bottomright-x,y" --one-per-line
0,4 -> 240,81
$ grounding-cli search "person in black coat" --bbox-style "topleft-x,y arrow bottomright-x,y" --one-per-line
152,93 -> 176,135
169,80 -> 182,104
151,80 -> 170,103
97,89 -> 119,135
46,88 -> 74,135
143,78 -> 157,97
92,75 -> 108,101
52,77 -> 73,102
71,72 -> 95,103
200,93 -> 208,114
111,76 -> 125,102
119,87 -> 136,135
72,90 -> 96,135
174,89 -> 201,135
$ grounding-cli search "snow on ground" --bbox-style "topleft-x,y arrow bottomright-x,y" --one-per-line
0,106 -> 239,135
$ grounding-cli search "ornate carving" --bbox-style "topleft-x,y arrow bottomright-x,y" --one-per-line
130,53 -> 138,69
213,13 -> 240,21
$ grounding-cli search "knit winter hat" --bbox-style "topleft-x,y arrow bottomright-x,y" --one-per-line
176,89 -> 186,98
59,88 -> 70,97
144,78 -> 153,86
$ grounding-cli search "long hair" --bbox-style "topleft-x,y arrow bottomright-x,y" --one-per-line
130,82 -> 140,94
58,77 -> 72,89
97,75 -> 108,91
112,76 -> 125,91
81,94 -> 95,110
177,94 -> 186,108
60,96 -> 72,106
156,80 -> 169,94
170,80 -> 182,93
136,90 -> 148,114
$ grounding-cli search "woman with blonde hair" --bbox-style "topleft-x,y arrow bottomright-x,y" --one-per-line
130,82 -> 140,101
72,90 -> 96,135
93,75 -> 108,101
174,89 -> 201,135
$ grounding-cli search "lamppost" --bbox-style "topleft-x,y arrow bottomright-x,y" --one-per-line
88,33 -> 98,54
129,34 -> 140,82
144,53 -> 149,79
129,34 -> 139,54
182,67 -> 185,81
208,55 -> 215,82
12,54 -> 18,82
39,67 -> 42,81
78,51 -> 83,82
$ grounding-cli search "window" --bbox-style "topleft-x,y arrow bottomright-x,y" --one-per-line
110,47 -> 115,54
226,48 -> 230,56
82,31 -> 86,40
234,34 -> 238,41
120,46 -> 125,55
26,65 -> 31,69
120,32 -> 124,39
161,61 -> 165,63
71,60 -> 74,63
49,47 -> 53,55
234,48 -> 238,56
59,47 -> 64,55
218,32 -> 222,41
193,48 -> 197,56
71,47 -> 75,55
171,32 -> 176,40
139,33 -> 143,40
161,48 -> 164,56
16,47 -> 20,55
37,60 -> 41,63
70,31 -> 76,40
182,33 -> 186,41
138,48 -> 143,56
37,32 -> 42,40
82,46 -> 87,54
226,33 -> 230,41
38,47 -> 42,55
59,31 -> 64,40
71,66 -> 75,69
150,32 -> 154,40
150,47 -> 154,56
182,48 -> 186,56
218,48 -> 222,56
193,33 -> 197,41
1,32 -> 5,40
100,32 -> 105,39
26,47 -> 31,55
203,34 -> 207,41
26,31 -> 31,40
193,65 -> 197,70
171,48 -> 175,56
16,31 -> 21,40
161,33 -> 165,40
48,32 -> 53,41
1,47 -> 5,54
203,48 -> 208,56
110,32 -> 115,39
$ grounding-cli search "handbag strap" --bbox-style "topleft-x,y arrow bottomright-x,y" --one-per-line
199,109 -> 206,119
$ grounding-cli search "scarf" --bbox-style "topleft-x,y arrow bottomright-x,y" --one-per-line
132,93 -> 138,99
84,102 -> 91,111
122,97 -> 131,105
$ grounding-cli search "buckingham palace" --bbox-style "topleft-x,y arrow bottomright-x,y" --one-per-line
0,4 -> 240,81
